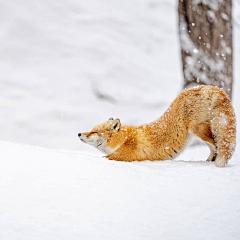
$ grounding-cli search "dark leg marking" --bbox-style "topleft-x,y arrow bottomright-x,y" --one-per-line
171,147 -> 178,154
211,153 -> 217,162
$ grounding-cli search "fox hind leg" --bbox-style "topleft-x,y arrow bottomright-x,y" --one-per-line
205,142 -> 217,162
190,123 -> 217,162
212,109 -> 236,167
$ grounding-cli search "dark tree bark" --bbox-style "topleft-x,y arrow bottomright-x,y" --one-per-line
178,0 -> 233,99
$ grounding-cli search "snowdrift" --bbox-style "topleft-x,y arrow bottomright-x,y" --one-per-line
1,141 -> 240,240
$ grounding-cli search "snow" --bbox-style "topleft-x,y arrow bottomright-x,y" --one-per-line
179,21 -> 194,52
221,12 -> 230,21
1,141 -> 240,240
207,10 -> 216,23
193,0 -> 224,11
0,0 -> 240,239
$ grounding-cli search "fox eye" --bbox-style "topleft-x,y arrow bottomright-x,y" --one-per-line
89,132 -> 98,136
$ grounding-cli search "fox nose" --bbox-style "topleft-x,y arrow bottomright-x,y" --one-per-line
78,133 -> 81,137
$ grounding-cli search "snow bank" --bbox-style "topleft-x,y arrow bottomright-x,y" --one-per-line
1,141 -> 240,240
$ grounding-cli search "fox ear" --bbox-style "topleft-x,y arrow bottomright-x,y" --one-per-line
110,119 -> 121,131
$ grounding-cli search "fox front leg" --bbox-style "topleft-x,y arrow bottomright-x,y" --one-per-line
105,153 -> 124,161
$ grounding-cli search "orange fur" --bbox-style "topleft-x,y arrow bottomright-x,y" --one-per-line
79,86 -> 236,167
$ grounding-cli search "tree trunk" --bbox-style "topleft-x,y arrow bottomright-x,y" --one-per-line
178,0 -> 233,99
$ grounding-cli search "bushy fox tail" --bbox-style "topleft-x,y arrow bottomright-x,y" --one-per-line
211,93 -> 236,167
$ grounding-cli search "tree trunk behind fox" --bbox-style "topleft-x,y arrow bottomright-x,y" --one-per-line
178,0 -> 233,99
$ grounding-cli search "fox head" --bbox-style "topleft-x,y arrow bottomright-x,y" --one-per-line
78,118 -> 121,154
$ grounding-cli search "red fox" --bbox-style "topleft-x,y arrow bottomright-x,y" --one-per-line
78,86 -> 236,167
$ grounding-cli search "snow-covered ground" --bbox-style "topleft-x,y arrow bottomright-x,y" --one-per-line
0,0 -> 240,239
1,141 -> 240,240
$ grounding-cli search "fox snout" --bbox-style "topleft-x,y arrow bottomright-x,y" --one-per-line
78,132 -> 92,142
78,133 -> 85,141
78,133 -> 86,142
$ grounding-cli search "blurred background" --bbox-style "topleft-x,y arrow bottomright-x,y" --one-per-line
0,0 -> 239,151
